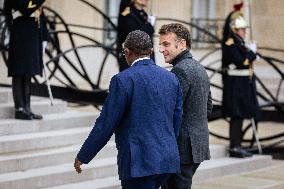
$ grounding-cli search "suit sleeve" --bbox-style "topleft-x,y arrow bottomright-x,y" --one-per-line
173,81 -> 183,138
77,75 -> 128,164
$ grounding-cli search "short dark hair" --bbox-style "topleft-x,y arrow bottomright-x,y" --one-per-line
159,23 -> 191,49
123,30 -> 153,55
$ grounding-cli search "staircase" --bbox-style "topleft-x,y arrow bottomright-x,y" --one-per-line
0,87 -> 118,189
0,87 -> 274,189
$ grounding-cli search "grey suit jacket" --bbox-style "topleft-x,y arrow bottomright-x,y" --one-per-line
171,50 -> 213,164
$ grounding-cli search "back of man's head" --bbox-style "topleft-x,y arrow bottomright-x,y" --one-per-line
124,30 -> 153,56
159,23 -> 191,49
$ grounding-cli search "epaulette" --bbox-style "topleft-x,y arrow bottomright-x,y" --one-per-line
121,7 -> 131,16
225,38 -> 234,46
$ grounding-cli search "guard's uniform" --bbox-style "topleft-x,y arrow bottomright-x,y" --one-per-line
222,34 -> 260,148
116,3 -> 155,71
4,0 -> 46,120
222,35 -> 259,119
5,0 -> 46,76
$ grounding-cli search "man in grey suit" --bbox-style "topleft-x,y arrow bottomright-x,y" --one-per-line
159,23 -> 213,189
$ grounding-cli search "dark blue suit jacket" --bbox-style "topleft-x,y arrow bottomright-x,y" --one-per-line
77,59 -> 183,180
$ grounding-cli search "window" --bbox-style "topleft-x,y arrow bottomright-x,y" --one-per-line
104,0 -> 121,45
191,0 -> 222,48
0,0 -> 3,9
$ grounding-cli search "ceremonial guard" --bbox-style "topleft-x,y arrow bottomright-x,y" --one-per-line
222,12 -> 260,157
4,0 -> 47,120
116,0 -> 155,71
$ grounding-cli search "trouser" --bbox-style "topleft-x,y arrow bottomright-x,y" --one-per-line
121,174 -> 170,189
229,118 -> 243,148
162,163 -> 200,189
12,75 -> 32,112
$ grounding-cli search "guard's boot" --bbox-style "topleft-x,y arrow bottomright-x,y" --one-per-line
12,77 -> 33,120
24,76 -> 43,120
229,146 -> 252,158
12,76 -> 25,111
15,108 -> 33,120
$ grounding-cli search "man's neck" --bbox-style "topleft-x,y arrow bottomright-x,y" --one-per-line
131,56 -> 150,66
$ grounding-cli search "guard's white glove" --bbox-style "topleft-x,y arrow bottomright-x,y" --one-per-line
246,41 -> 257,53
148,15 -> 156,27
42,41 -> 48,53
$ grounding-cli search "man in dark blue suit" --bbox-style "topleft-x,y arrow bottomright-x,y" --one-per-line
74,30 -> 183,189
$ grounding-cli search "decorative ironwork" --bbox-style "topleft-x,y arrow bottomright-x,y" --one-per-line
191,18 -> 224,48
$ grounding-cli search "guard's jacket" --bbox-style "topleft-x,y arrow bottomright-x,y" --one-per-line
4,0 -> 47,76
116,3 -> 155,71
222,34 -> 260,119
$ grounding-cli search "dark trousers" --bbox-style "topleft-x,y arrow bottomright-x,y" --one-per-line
162,163 -> 200,189
12,75 -> 32,112
121,174 -> 170,189
229,118 -> 243,148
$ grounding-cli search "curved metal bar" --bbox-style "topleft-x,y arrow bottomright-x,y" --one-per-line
258,46 -> 284,53
96,50 -> 111,87
52,23 -> 115,32
43,7 -> 95,89
45,44 -> 115,89
210,128 -> 284,143
199,48 -> 221,63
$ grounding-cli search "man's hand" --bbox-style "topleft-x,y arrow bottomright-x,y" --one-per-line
74,158 -> 83,174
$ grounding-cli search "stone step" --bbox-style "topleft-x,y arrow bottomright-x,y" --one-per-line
0,143 -> 225,175
0,100 -> 67,119
42,155 -> 272,189
0,110 -> 96,136
0,141 -> 117,174
45,176 -> 121,189
193,155 -> 273,184
209,144 -> 227,159
0,127 -> 93,154
0,88 -> 13,103
0,157 -> 118,189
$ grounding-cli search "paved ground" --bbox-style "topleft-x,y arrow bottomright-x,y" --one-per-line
193,160 -> 284,189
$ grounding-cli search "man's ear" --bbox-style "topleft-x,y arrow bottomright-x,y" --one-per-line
124,48 -> 130,56
150,48 -> 154,54
180,39 -> 187,49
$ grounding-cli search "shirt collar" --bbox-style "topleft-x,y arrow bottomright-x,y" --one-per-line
131,57 -> 151,66
170,49 -> 192,66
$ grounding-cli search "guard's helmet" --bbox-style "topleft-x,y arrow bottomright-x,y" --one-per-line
230,16 -> 248,29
